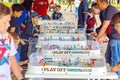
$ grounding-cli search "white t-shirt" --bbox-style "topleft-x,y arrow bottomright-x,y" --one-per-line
0,33 -> 17,80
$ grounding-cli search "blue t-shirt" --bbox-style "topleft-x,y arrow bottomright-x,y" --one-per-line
52,11 -> 62,20
17,10 -> 30,26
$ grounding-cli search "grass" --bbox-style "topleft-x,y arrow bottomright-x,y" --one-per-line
111,3 -> 120,9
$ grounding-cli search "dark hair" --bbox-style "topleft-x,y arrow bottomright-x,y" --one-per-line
56,5 -> 61,9
9,32 -> 20,40
91,2 -> 98,8
12,4 -> 24,12
112,12 -> 120,24
0,3 -> 11,18
22,0 -> 33,11
99,0 -> 108,3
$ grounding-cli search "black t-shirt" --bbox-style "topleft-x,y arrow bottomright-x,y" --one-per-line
8,16 -> 20,35
104,5 -> 119,21
108,24 -> 120,40
105,5 -> 119,39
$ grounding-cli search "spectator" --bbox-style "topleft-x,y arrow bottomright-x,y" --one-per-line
78,0 -> 88,28
51,5 -> 63,20
74,0 -> 81,18
33,0 -> 49,20
0,3 -> 23,80
64,0 -> 73,12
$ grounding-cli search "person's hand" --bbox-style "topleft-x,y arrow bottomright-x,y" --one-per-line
103,36 -> 109,43
36,29 -> 40,33
33,33 -> 38,37
90,31 -> 97,37
95,35 -> 107,44
20,39 -> 25,45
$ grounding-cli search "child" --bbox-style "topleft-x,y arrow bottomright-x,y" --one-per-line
109,12 -> 120,76
9,32 -> 25,80
9,32 -> 28,66
51,5 -> 63,20
86,8 -> 96,40
0,3 -> 23,80
7,4 -> 26,64
86,8 -> 96,34
9,32 -> 21,64
7,4 -> 24,36
20,11 -> 40,65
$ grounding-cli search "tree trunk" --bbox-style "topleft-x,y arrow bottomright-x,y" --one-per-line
117,0 -> 120,4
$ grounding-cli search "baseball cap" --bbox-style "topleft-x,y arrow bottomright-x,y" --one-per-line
30,11 -> 39,18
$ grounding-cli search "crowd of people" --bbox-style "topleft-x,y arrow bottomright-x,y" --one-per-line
0,0 -> 120,79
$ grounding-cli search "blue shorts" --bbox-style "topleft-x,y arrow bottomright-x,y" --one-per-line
105,39 -> 120,75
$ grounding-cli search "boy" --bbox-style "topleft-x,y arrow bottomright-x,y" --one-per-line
9,32 -> 29,66
7,4 -> 24,36
108,12 -> 120,76
52,5 -> 63,20
0,3 -> 23,80
20,11 -> 40,65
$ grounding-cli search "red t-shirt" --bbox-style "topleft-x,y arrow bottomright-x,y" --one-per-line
33,0 -> 49,16
50,0 -> 54,5
86,16 -> 96,29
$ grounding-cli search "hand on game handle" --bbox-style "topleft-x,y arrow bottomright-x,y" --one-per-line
90,31 -> 97,37
95,36 -> 109,44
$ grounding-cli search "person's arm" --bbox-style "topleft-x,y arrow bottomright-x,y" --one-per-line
10,27 -> 15,32
95,20 -> 110,41
9,37 -> 23,80
10,56 -> 23,80
83,1 -> 88,24
46,0 -> 49,10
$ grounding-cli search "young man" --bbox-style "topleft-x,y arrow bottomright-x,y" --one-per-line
95,0 -> 120,76
95,0 -> 119,41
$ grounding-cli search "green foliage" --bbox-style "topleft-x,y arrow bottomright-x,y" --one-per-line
111,3 -> 120,9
